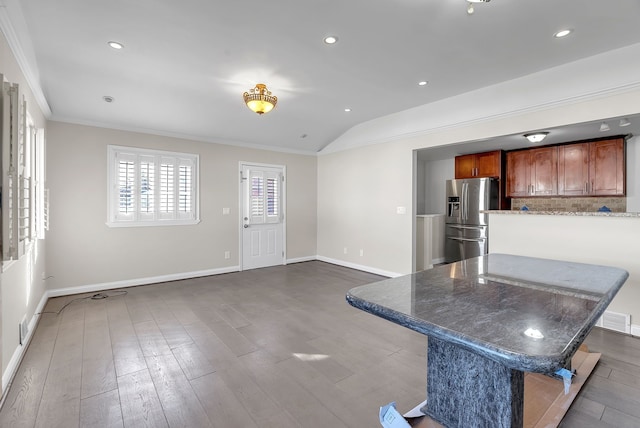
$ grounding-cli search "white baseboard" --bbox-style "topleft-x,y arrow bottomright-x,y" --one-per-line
47,266 -> 241,298
631,324 -> 640,337
2,291 -> 48,393
316,256 -> 402,278
286,256 -> 317,264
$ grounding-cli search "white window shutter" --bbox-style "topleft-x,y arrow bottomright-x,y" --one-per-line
107,145 -> 199,227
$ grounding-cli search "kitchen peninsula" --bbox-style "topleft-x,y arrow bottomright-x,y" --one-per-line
347,254 -> 628,427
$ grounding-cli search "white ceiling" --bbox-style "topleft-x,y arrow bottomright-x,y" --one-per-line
10,0 -> 640,153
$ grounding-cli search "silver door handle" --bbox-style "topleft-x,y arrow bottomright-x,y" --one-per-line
244,224 -> 249,228
449,225 -> 485,231
449,237 -> 485,242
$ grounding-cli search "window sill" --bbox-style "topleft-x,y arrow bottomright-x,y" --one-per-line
106,218 -> 201,228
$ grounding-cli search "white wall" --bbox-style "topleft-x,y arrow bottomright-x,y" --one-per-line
0,31 -> 47,382
45,122 -> 317,291
488,213 -> 640,327
424,158 -> 454,215
318,51 -> 640,274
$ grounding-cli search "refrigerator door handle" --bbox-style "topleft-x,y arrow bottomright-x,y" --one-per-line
449,225 -> 485,230
448,237 -> 486,243
462,182 -> 468,221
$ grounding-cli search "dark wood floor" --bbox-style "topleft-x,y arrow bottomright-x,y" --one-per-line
0,261 -> 638,427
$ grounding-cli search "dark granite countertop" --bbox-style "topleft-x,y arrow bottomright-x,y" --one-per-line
346,254 -> 628,374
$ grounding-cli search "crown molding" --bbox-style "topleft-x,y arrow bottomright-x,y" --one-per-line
0,0 -> 51,116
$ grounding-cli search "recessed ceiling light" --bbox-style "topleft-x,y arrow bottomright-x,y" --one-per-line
619,118 -> 631,127
344,108 -> 351,112
103,96 -> 114,103
108,41 -> 124,49
554,29 -> 572,38
600,122 -> 610,132
418,81 -> 428,86
324,36 -> 338,44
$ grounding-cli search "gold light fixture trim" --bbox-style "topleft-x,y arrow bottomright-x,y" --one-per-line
243,83 -> 277,115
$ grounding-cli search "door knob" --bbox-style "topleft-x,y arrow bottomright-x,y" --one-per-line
244,224 -> 249,228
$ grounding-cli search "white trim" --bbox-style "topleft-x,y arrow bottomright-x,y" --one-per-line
286,256 -> 317,264
316,255 -> 402,278
105,218 -> 201,228
0,1 -> 51,117
2,290 -> 48,393
630,324 -> 640,337
50,117 -> 318,156
47,266 -> 240,298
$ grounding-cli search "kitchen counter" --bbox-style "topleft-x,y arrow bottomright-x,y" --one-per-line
346,254 -> 628,427
484,210 -> 640,217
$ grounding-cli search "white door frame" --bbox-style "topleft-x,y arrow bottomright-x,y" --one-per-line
238,161 -> 287,270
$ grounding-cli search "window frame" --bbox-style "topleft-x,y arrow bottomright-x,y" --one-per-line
107,145 -> 200,227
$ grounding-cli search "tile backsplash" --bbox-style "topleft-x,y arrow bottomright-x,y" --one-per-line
511,197 -> 626,212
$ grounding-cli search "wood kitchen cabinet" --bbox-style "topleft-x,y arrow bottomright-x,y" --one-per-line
558,138 -> 625,196
558,143 -> 590,195
589,138 -> 625,195
455,150 -> 502,179
506,147 -> 557,197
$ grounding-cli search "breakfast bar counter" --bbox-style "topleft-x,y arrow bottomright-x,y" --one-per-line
346,254 -> 628,427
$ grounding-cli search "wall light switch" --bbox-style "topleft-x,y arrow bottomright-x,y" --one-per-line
224,251 -> 230,259
222,208 -> 230,215
396,206 -> 407,214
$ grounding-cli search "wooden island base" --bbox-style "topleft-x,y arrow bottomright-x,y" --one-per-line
405,347 -> 600,428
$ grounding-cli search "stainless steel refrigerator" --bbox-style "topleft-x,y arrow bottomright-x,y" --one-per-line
445,178 -> 499,263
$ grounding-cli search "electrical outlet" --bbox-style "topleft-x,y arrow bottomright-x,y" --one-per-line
222,207 -> 230,215
224,251 -> 230,259
343,247 -> 348,254
359,249 -> 364,257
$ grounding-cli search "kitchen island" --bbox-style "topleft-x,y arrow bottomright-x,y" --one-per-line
346,254 -> 628,427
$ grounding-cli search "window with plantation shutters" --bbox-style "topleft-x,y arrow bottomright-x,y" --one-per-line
107,145 -> 199,227
247,168 -> 281,225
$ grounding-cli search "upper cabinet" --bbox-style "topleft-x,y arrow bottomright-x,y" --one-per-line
508,137 -> 625,198
455,150 -> 502,179
589,138 -> 625,196
558,143 -> 590,195
506,147 -> 558,197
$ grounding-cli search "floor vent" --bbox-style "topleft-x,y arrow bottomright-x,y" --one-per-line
19,316 -> 29,345
599,311 -> 630,334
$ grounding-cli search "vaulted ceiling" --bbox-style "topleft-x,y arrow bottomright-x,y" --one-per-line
8,0 -> 640,153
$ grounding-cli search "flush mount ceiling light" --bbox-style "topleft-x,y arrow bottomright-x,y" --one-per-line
467,0 -> 490,15
243,83 -> 277,115
418,81 -> 428,86
107,41 -> 124,49
554,29 -> 573,38
524,132 -> 549,143
324,36 -> 338,44
344,108 -> 352,112
103,95 -> 114,103
600,122 -> 610,132
619,118 -> 631,127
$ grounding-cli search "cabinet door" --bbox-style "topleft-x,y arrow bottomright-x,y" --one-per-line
558,143 -> 589,195
506,151 -> 531,197
530,147 -> 558,196
454,154 -> 476,179
589,138 -> 625,195
476,150 -> 502,178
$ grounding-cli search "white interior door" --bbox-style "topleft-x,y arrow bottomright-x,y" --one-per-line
241,164 -> 285,270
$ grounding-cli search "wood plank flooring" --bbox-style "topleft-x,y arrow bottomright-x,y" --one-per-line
0,261 -> 638,427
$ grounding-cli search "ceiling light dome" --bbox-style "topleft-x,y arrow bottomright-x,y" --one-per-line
243,83 -> 277,115
524,132 -> 549,143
